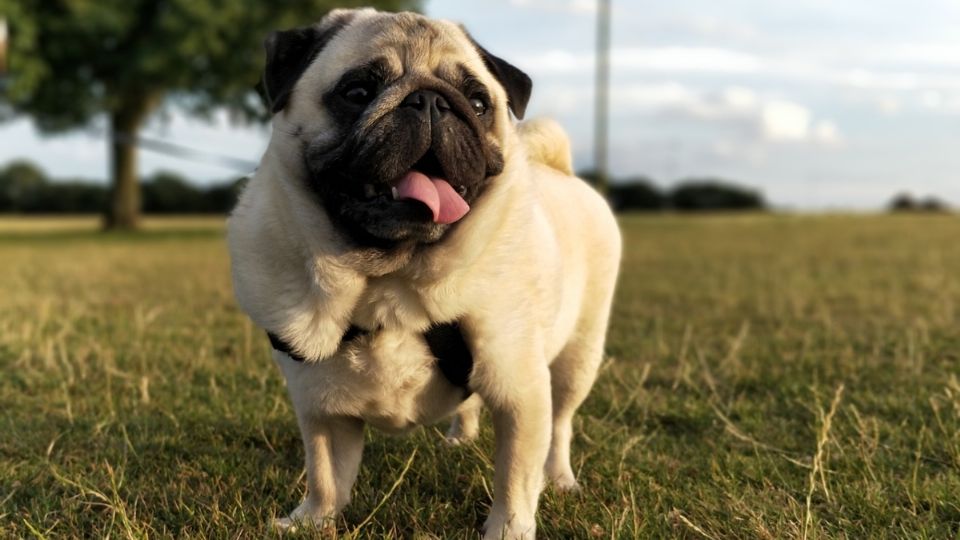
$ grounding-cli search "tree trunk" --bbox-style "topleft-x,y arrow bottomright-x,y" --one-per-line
104,95 -> 158,230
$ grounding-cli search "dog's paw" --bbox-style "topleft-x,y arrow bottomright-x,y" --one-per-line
547,472 -> 581,493
271,515 -> 336,535
271,516 -> 302,534
444,432 -> 477,446
444,423 -> 478,446
482,511 -> 536,540
271,502 -> 336,534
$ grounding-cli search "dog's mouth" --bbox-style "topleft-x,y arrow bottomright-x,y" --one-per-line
356,149 -> 471,225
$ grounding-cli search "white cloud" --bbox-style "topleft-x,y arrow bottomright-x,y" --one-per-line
521,45 -> 960,95
567,0 -> 596,14
722,86 -> 759,112
524,50 -> 582,72
508,0 -> 595,14
884,43 -> 960,68
610,83 -> 758,120
759,102 -> 842,146
918,89 -> 960,114
760,100 -> 810,141
921,90 -> 943,109
676,14 -> 759,41
813,120 -> 843,145
710,139 -> 767,165
615,47 -> 762,73
876,95 -> 902,115
612,82 -> 698,110
603,83 -> 842,146
518,47 -> 763,74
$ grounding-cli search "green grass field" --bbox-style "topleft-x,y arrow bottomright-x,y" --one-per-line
1,214 -> 959,539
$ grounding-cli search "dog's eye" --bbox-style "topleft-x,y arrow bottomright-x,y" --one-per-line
342,82 -> 376,105
469,96 -> 488,116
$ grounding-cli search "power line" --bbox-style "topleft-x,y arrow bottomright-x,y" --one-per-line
90,125 -> 260,174
123,132 -> 259,173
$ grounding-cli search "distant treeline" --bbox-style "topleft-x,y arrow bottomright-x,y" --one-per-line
888,193 -> 950,213
0,159 -> 769,214
0,160 -> 244,214
580,172 -> 766,212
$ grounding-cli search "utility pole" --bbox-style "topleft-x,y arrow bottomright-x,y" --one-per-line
593,0 -> 611,194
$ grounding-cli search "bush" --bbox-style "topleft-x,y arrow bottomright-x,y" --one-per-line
919,197 -> 949,212
669,180 -> 765,211
0,161 -> 245,214
142,172 -> 205,213
609,179 -> 664,211
201,177 -> 247,213
21,181 -> 107,213
0,160 -> 48,211
889,193 -> 950,213
889,193 -> 917,211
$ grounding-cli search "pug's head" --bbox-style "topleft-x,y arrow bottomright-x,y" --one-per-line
262,9 -> 532,247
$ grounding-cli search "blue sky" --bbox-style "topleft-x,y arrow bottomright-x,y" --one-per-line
2,0 -> 959,209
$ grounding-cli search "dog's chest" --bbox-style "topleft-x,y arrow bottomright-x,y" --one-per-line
352,276 -> 435,331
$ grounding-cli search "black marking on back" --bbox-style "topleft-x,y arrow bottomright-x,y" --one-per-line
424,322 -> 474,396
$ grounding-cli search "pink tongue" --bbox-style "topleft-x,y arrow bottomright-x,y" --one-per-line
394,171 -> 470,224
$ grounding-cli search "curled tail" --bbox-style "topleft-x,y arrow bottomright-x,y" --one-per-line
518,118 -> 574,175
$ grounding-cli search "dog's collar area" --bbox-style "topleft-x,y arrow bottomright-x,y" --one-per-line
265,322 -> 474,398
266,325 -> 367,362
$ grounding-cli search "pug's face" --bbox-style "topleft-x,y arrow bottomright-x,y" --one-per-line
262,9 -> 532,246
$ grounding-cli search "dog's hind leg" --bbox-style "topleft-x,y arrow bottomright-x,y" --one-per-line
446,393 -> 483,445
545,311 -> 611,491
274,415 -> 365,531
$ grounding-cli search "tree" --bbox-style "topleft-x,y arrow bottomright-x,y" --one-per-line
1,0 -> 418,229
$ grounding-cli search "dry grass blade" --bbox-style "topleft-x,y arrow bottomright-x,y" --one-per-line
802,384 -> 845,540
669,508 -> 718,540
349,449 -> 418,537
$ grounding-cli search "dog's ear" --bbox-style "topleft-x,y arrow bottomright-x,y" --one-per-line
262,11 -> 356,113
463,32 -> 533,120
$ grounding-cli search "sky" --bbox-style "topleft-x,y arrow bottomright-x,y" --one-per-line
1,0 -> 959,210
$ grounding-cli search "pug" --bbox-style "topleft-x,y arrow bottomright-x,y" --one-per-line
227,8 -> 621,539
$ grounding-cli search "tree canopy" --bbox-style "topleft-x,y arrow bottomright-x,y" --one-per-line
3,0 -> 418,128
0,0 -> 419,226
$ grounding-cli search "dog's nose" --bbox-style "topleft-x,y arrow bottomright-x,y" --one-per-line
401,90 -> 451,115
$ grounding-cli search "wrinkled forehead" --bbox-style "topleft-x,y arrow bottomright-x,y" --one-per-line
309,12 -> 493,89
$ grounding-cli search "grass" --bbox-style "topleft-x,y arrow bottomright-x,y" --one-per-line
1,213 -> 959,538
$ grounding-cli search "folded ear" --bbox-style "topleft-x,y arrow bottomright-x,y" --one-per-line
465,34 -> 533,120
262,11 -> 356,113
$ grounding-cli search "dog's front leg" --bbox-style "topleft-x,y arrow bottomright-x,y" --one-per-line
275,415 -> 364,531
446,393 -> 483,445
475,355 -> 552,540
